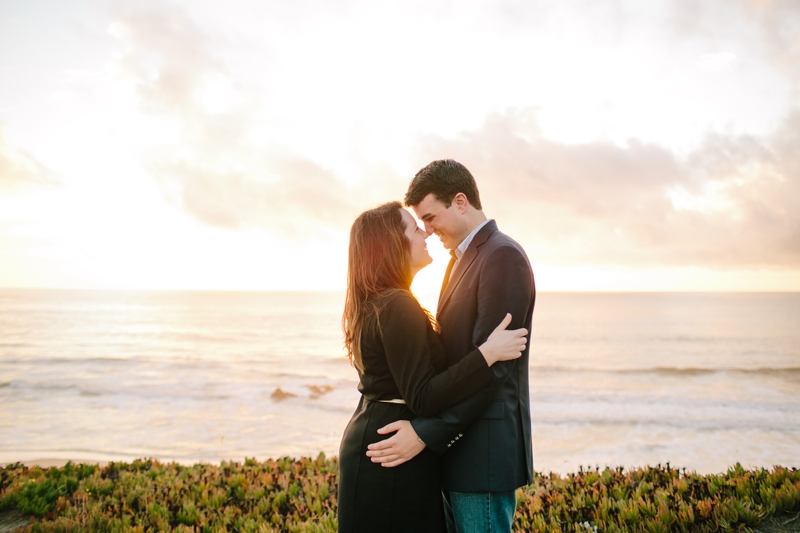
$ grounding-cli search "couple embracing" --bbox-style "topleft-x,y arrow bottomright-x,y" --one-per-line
338,159 -> 536,533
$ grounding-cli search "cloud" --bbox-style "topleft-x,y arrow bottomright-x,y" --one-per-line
697,52 -> 738,72
415,108 -> 800,268
0,125 -> 57,192
107,0 -> 799,266
669,0 -> 800,83
111,2 -> 402,236
739,0 -> 800,81
145,149 -> 365,235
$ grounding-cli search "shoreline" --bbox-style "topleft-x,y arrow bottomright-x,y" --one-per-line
0,459 -> 109,469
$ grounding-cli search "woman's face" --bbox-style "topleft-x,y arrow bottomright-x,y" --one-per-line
401,209 -> 433,275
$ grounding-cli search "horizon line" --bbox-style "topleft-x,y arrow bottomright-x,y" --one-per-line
1,287 -> 798,294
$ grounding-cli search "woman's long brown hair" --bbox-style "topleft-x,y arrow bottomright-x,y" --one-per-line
342,202 -> 414,372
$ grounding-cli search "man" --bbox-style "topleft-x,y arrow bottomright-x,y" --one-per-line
366,159 -> 536,533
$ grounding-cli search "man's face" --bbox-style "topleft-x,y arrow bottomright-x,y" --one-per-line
411,193 -> 467,250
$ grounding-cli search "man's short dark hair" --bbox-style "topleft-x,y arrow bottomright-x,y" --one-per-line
404,159 -> 483,210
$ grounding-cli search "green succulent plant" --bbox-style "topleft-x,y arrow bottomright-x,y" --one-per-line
1,458 -> 797,532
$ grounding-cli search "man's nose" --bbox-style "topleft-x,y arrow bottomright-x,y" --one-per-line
423,222 -> 434,235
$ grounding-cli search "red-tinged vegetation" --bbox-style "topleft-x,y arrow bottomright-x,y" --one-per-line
1,458 -> 798,532
515,463 -> 800,532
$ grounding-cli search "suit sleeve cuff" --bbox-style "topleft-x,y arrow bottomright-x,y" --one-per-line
462,347 -> 495,386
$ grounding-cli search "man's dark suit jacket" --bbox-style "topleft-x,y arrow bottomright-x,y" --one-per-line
410,220 -> 535,493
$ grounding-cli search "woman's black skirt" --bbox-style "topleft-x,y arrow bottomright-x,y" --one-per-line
338,396 -> 446,533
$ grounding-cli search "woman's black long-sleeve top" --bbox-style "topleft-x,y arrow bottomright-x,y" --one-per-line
357,289 -> 494,417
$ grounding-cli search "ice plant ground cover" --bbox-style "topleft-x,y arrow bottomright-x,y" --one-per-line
1,456 -> 798,532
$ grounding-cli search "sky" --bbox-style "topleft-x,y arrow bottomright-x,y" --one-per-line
1,0 -> 799,301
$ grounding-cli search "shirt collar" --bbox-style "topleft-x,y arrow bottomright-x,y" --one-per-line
454,219 -> 492,261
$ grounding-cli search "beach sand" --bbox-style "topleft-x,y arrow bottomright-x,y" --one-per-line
1,458 -> 107,469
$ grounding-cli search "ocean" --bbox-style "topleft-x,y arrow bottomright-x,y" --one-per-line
0,289 -> 798,474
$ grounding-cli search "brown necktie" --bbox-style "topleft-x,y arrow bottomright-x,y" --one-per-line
439,250 -> 458,299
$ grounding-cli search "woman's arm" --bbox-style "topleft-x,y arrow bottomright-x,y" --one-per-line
380,292 -> 524,417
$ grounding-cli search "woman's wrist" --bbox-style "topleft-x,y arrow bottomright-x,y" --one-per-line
478,344 -> 495,366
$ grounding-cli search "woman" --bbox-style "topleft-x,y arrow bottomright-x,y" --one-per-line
338,202 -> 527,532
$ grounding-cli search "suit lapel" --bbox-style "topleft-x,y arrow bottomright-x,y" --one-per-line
437,220 -> 498,315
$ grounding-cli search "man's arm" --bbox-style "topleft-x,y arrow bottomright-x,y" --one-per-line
367,244 -> 533,465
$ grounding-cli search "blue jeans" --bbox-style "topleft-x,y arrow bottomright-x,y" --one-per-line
443,489 -> 517,533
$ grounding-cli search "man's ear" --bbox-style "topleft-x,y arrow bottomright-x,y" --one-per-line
453,192 -> 469,213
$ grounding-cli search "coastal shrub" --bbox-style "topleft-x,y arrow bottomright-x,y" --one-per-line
1,458 -> 798,532
514,463 -> 800,532
0,462 -> 97,517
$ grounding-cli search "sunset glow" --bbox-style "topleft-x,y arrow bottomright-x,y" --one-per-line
1,0 -> 799,292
